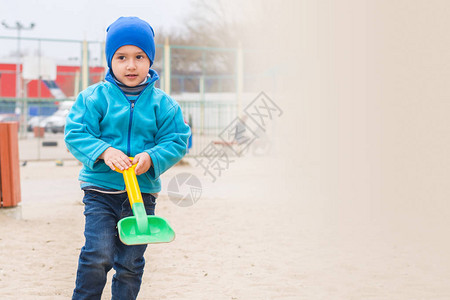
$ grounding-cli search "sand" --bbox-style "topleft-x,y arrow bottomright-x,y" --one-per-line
0,155 -> 301,299
0,152 -> 450,300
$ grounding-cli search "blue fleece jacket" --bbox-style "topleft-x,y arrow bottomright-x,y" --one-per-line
64,69 -> 191,193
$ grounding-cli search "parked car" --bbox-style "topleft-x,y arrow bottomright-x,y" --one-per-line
27,115 -> 47,131
31,101 -> 74,134
42,108 -> 70,133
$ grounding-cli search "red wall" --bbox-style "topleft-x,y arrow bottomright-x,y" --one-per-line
0,64 -> 17,97
0,63 -> 105,98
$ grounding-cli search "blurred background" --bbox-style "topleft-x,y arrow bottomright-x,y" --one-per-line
3,0 -> 450,298
0,0 -> 282,161
4,0 -> 450,237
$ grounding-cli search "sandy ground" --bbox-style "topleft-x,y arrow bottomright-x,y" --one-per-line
0,150 -> 450,300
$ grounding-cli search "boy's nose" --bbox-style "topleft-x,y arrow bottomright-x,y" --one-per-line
127,60 -> 137,69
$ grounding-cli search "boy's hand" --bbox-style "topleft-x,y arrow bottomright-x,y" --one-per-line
132,152 -> 152,175
99,147 -> 132,171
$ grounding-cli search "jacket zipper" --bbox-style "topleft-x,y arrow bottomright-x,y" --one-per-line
108,76 -> 153,156
127,101 -> 135,156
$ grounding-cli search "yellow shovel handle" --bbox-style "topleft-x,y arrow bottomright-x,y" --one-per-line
114,158 -> 143,208
115,159 -> 148,234
122,165 -> 143,208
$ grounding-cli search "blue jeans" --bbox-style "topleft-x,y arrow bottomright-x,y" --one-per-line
72,190 -> 156,300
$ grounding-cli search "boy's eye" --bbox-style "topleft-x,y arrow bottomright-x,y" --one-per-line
136,55 -> 145,59
116,56 -> 126,60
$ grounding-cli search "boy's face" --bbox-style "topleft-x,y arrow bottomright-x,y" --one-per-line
111,45 -> 150,87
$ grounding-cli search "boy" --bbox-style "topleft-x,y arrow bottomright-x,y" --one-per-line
64,16 -> 190,299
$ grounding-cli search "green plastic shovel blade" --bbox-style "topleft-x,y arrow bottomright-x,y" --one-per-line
118,215 -> 176,245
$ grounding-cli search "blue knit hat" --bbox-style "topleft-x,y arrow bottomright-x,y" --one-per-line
105,16 -> 155,69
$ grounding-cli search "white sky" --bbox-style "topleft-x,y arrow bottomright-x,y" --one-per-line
0,0 -> 259,64
0,0 -> 196,62
0,0 -> 194,41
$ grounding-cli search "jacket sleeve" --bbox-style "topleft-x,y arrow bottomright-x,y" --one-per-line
145,101 -> 191,179
64,91 -> 111,169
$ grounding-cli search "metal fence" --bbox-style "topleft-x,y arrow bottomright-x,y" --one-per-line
0,35 -> 272,161
0,97 -> 238,161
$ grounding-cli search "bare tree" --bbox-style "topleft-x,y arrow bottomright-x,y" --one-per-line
152,0 -> 280,93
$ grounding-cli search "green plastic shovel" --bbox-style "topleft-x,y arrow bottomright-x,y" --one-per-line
115,162 -> 175,245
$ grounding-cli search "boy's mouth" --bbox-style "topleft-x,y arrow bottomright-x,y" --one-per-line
125,74 -> 138,78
